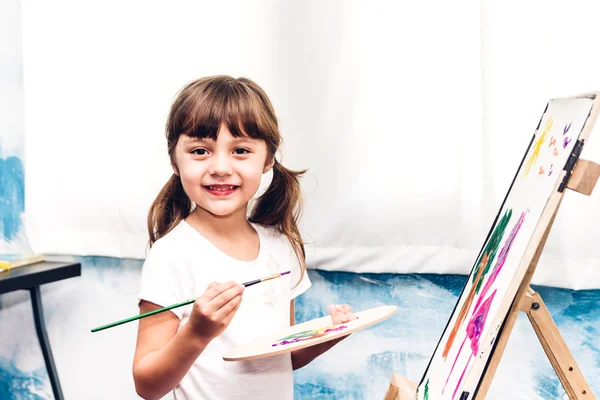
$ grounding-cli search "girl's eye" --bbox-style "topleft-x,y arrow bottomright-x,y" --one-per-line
234,148 -> 250,155
192,148 -> 208,155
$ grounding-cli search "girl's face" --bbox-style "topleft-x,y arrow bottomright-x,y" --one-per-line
173,123 -> 273,219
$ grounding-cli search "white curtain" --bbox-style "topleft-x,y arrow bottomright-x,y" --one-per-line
21,0 -> 600,289
480,0 -> 600,290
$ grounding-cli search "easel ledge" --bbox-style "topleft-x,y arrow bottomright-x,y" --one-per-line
383,158 -> 600,400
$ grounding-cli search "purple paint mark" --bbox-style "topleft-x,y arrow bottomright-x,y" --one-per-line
563,136 -> 572,149
467,290 -> 496,354
474,210 -> 527,312
548,164 -> 553,176
271,325 -> 348,347
448,290 -> 496,400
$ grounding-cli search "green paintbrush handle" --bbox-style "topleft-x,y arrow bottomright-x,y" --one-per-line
91,297 -> 196,333
91,271 -> 291,333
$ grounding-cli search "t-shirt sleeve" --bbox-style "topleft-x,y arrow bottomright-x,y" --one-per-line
137,241 -> 192,320
287,239 -> 311,300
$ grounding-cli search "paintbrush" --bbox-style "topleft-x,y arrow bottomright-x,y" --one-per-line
91,271 -> 291,333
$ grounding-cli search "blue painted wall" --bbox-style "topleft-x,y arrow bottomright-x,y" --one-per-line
1,254 -> 598,399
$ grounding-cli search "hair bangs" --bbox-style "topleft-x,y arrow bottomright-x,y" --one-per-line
184,87 -> 226,141
184,79 -> 275,143
222,83 -> 272,142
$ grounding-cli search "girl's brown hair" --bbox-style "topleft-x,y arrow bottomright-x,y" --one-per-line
147,75 -> 307,284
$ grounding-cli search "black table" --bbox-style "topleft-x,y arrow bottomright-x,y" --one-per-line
0,261 -> 81,400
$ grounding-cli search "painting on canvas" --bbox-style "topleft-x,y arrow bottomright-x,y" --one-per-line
417,94 -> 596,400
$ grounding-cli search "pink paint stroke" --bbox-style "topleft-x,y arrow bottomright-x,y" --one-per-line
447,290 -> 496,400
441,210 -> 527,397
452,291 -> 497,399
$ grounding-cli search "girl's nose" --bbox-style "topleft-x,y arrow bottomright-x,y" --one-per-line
208,153 -> 233,176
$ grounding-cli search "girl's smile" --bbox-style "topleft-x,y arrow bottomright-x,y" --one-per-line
203,184 -> 239,197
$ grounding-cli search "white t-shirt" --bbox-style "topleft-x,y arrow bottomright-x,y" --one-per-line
137,220 -> 311,400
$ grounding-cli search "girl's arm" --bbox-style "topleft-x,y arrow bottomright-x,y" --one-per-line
132,302 -> 208,399
290,301 -> 356,370
132,282 -> 244,400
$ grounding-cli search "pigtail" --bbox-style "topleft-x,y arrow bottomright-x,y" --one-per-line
249,161 -> 307,287
147,173 -> 191,247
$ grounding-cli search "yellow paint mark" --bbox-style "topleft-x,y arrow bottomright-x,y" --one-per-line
523,117 -> 554,178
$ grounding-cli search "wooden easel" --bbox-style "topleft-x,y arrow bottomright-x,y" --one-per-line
383,157 -> 600,400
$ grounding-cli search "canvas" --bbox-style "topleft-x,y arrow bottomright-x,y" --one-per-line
418,94 -> 598,400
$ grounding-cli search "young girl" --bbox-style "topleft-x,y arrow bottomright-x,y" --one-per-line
133,75 -> 356,400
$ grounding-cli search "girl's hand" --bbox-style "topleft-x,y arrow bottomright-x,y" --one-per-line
290,303 -> 358,370
328,304 -> 357,324
188,281 -> 245,344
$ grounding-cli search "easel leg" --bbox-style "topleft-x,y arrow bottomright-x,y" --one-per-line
520,288 -> 596,399
382,374 -> 417,400
30,286 -> 64,400
383,375 -> 400,400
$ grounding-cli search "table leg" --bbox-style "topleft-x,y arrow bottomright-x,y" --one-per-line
29,286 -> 64,400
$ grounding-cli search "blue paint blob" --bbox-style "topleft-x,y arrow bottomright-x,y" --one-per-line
0,357 -> 49,400
0,155 -> 25,241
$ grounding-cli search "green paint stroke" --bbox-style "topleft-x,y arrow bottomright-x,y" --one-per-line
471,209 -> 512,293
423,378 -> 429,400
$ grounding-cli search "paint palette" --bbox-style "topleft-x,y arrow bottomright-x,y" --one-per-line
222,305 -> 397,361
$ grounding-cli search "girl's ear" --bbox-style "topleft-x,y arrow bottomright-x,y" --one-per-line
263,156 -> 275,173
171,162 -> 180,176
